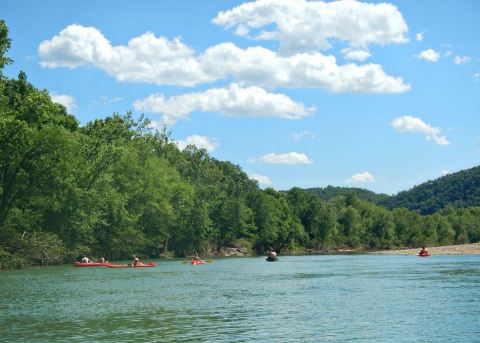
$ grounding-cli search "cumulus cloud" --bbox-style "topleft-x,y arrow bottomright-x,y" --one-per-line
440,170 -> 450,176
175,135 -> 219,152
250,152 -> 314,164
415,32 -> 424,41
212,0 -> 408,55
39,24 -> 212,86
250,174 -> 272,186
416,49 -> 441,62
345,171 -> 375,184
133,83 -> 315,125
51,93 -> 77,113
391,116 -> 449,145
202,43 -> 409,93
454,55 -> 471,65
39,24 -> 409,94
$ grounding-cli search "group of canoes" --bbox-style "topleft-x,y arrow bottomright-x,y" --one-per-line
75,246 -> 430,268
74,254 -> 206,267
75,255 -> 156,268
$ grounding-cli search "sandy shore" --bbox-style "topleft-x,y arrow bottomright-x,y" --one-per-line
371,243 -> 480,256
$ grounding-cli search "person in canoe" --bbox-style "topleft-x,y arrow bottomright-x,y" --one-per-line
131,255 -> 141,266
418,247 -> 429,256
266,249 -> 278,261
81,255 -> 92,263
192,252 -> 201,261
98,256 -> 106,263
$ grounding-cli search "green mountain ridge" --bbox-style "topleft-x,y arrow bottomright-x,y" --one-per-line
300,165 -> 480,214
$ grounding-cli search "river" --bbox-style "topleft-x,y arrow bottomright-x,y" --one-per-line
1,255 -> 479,342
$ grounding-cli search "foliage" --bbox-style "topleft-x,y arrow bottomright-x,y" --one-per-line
1,22 -> 480,270
302,186 -> 390,204
381,166 -> 480,214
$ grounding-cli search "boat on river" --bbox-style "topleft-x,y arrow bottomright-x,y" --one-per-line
74,262 -> 112,267
191,259 -> 205,265
266,256 -> 278,262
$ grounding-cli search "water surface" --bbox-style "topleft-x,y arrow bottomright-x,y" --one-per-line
1,255 -> 479,342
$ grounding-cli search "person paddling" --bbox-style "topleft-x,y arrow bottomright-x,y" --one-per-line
418,246 -> 429,256
99,256 -> 106,263
192,252 -> 201,261
266,249 -> 277,261
132,255 -> 141,266
81,255 -> 92,263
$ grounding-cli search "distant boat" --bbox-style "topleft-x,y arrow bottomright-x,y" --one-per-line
266,256 -> 278,262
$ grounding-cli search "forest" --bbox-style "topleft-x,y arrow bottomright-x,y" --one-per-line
1,20 -> 480,270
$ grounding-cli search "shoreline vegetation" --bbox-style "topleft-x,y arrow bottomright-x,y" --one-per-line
1,21 -> 480,271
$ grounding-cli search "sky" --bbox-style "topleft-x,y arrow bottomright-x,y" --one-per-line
2,0 -> 480,195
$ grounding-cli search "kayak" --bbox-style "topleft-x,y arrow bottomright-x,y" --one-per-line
191,259 -> 205,265
74,262 -> 112,267
266,256 -> 278,262
417,252 -> 430,257
106,262 -> 156,268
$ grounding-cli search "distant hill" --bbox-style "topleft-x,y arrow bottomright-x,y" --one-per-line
380,165 -> 480,214
301,165 -> 480,215
302,186 -> 390,204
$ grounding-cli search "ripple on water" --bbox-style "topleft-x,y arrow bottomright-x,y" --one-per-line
1,255 -> 480,342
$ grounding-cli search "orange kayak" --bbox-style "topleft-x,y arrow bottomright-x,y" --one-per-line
191,259 -> 205,265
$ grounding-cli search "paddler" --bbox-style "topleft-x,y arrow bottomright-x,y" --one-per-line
81,255 -> 92,263
132,255 -> 140,266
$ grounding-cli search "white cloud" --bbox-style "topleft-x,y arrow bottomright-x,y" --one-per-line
415,32 -> 424,41
391,116 -> 450,145
250,174 -> 272,186
51,93 -> 77,113
292,130 -> 315,141
250,152 -> 314,165
341,48 -> 371,62
202,43 -> 409,93
345,171 -> 375,184
39,24 -> 212,87
454,55 -> 471,65
91,94 -> 123,106
175,135 -> 219,152
416,49 -> 440,62
440,170 -> 450,176
133,83 -> 315,125
39,24 -> 410,94
212,0 -> 408,55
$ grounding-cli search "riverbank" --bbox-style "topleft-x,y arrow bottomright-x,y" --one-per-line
370,243 -> 480,256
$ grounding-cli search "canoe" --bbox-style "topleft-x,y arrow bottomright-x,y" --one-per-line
74,262 -> 112,267
266,257 -> 278,262
106,262 -> 156,268
191,259 -> 205,265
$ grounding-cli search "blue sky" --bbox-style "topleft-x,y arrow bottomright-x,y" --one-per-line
2,0 -> 480,194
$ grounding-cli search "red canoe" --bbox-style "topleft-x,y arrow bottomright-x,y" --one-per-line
106,262 -> 156,268
191,259 -> 205,265
74,262 -> 112,267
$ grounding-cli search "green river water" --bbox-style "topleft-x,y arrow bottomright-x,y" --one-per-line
1,255 -> 479,342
